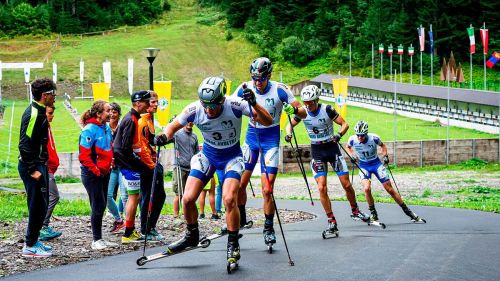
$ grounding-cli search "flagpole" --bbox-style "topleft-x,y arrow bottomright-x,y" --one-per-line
349,44 -> 352,77
420,51 -> 423,85
372,43 -> 374,79
410,44 -> 413,84
430,24 -> 433,86
469,24 -> 473,90
380,45 -> 383,80
389,44 -> 393,81
446,65 -> 450,165
393,69 -> 397,164
482,22 -> 487,90
399,44 -> 403,83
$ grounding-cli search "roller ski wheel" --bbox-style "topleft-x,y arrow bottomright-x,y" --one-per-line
227,258 -> 239,274
412,217 -> 427,224
368,220 -> 386,229
322,229 -> 339,239
136,256 -> 147,266
267,243 -> 274,254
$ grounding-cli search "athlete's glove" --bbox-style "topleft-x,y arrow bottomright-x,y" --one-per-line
285,134 -> 292,143
283,103 -> 297,116
383,155 -> 389,164
332,133 -> 341,143
350,155 -> 358,164
242,87 -> 257,106
154,134 -> 169,146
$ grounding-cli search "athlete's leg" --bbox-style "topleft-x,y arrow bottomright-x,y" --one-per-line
315,175 -> 332,214
223,178 -> 241,231
338,174 -> 358,208
182,176 -> 206,224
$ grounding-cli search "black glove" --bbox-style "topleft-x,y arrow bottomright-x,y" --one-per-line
285,134 -> 292,143
350,155 -> 358,164
333,134 -> 341,143
383,155 -> 389,165
154,134 -> 169,146
243,87 -> 257,106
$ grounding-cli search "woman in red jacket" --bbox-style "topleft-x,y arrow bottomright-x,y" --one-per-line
79,100 -> 117,250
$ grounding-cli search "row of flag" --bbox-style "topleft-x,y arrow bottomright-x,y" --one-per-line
378,44 -> 415,56
466,24 -> 489,55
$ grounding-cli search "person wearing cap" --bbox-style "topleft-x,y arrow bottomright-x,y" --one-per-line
232,57 -> 304,246
138,91 -> 167,241
18,78 -> 57,257
113,90 -> 152,244
162,76 -> 272,264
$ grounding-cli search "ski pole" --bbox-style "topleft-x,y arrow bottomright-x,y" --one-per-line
385,164 -> 401,195
173,138 -> 183,214
285,111 -> 314,206
338,143 -> 369,178
351,163 -> 354,185
245,91 -> 294,266
142,146 -> 161,257
249,179 -> 256,197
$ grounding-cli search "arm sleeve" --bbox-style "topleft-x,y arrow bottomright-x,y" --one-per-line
277,83 -> 296,104
177,103 -> 197,126
232,84 -> 244,98
325,105 -> 340,120
18,108 -> 37,173
347,136 -> 354,148
372,134 -> 383,146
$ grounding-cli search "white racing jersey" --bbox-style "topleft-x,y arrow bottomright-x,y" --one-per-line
299,104 -> 339,144
176,96 -> 251,149
347,133 -> 383,163
233,80 -> 295,129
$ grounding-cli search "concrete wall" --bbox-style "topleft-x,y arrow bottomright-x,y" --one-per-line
56,138 -> 498,176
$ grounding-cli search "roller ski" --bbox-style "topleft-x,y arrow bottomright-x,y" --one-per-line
137,227 -> 222,266
220,220 -> 254,235
404,208 -> 426,224
322,221 -> 339,239
226,241 -> 240,274
263,226 -> 276,254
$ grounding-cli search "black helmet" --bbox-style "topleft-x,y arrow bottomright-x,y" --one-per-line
197,77 -> 226,105
249,57 -> 272,79
131,90 -> 151,102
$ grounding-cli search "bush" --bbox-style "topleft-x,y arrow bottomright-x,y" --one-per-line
276,36 -> 329,66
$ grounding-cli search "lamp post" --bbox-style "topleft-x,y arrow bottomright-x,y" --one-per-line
144,48 -> 160,90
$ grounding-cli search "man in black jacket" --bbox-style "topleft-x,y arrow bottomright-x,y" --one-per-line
18,78 -> 57,257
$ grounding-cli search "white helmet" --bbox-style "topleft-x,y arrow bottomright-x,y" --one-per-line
300,85 -> 320,101
354,120 -> 369,135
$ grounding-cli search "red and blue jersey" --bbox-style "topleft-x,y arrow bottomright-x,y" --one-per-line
79,117 -> 113,176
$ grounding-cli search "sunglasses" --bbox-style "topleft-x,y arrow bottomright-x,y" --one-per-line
201,102 -> 220,110
356,134 -> 367,137
43,90 -> 57,96
251,75 -> 268,82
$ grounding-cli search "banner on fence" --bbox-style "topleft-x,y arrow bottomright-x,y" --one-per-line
332,78 -> 348,119
154,81 -> 172,127
91,82 -> 110,101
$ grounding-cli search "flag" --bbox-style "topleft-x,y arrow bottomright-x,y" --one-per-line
429,26 -> 434,54
408,45 -> 415,56
225,80 -> 231,96
378,44 -> 384,53
332,78 -> 348,119
439,57 -> 448,81
418,25 -> 425,52
388,44 -> 393,55
397,44 -> 404,55
480,25 -> 489,55
91,83 -> 110,102
80,59 -> 84,82
128,58 -> 134,95
24,67 -> 30,83
280,111 -> 288,130
486,51 -> 500,68
467,26 -> 475,54
154,81 -> 173,127
52,62 -> 57,83
103,61 -> 111,88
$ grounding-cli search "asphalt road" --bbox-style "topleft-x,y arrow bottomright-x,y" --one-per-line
4,199 -> 500,281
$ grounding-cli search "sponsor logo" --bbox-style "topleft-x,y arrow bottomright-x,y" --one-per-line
159,98 -> 168,111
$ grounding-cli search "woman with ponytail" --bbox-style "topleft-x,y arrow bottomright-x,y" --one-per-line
78,100 -> 117,250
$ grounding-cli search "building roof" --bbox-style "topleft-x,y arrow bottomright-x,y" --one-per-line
310,74 -> 499,106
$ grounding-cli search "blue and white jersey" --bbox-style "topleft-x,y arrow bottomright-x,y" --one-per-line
233,80 -> 295,130
299,104 -> 339,144
347,133 -> 383,164
176,96 -> 251,156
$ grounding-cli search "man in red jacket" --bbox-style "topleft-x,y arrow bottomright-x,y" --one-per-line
39,105 -> 63,241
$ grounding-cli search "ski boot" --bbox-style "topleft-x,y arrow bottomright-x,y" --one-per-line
366,210 -> 386,229
322,221 -> 339,239
403,208 -> 426,223
165,226 -> 199,254
226,240 -> 240,274
263,226 -> 276,254
350,209 -> 370,223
